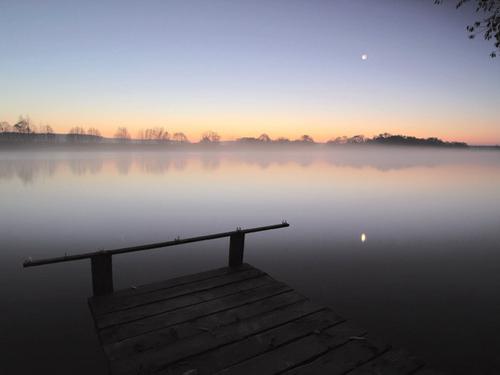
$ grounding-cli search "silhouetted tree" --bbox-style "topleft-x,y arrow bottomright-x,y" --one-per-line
143,128 -> 152,140
86,127 -> 102,142
200,131 -> 220,144
67,126 -> 87,142
327,136 -> 348,145
275,137 -> 291,144
87,127 -> 101,137
436,0 -> 500,57
258,133 -> 272,142
68,126 -> 86,135
297,134 -> 315,143
115,127 -> 131,140
153,127 -> 169,141
366,133 -> 467,147
37,125 -> 55,142
39,125 -> 54,134
13,116 -> 33,134
140,127 -> 170,142
377,132 -> 392,139
0,121 -> 11,133
237,136 -> 258,143
347,135 -> 366,144
172,132 -> 189,143
236,134 -> 273,144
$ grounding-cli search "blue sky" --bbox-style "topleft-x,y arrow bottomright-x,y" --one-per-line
1,0 -> 499,143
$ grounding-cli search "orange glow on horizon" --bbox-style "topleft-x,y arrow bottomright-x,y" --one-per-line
1,113 -> 497,145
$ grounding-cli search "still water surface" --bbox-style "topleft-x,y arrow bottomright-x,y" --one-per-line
1,148 -> 499,374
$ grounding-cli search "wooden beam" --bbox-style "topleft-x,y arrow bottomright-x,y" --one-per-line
91,253 -> 114,296
228,232 -> 245,267
23,222 -> 289,267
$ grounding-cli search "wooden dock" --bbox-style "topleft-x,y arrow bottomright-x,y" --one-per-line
24,223 -> 441,375
88,264 -> 438,375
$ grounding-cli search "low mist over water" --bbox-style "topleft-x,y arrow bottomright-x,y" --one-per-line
1,147 -> 500,374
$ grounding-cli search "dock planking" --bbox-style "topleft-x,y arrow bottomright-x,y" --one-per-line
24,224 -> 442,374
89,264 -> 441,375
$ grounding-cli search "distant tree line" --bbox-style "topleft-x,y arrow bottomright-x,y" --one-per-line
66,126 -> 102,143
135,127 -> 189,143
237,133 -> 467,147
326,133 -> 468,147
0,118 -> 195,145
0,116 -> 57,143
236,134 -> 315,145
0,116 -> 468,147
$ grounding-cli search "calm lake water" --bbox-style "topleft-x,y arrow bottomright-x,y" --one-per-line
1,147 -> 499,374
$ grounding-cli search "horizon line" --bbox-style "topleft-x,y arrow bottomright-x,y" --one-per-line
2,131 -> 499,148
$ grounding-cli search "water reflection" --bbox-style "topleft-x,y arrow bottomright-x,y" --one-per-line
116,157 -> 133,175
1,148 -> 500,375
69,158 -> 103,176
0,158 -> 58,184
0,148 -> 498,184
137,157 -> 173,174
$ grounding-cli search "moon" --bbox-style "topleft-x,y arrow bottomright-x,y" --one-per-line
361,54 -> 368,60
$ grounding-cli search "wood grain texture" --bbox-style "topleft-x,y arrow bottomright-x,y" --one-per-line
88,264 -> 441,375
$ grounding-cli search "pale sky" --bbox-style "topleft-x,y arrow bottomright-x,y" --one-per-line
1,0 -> 499,144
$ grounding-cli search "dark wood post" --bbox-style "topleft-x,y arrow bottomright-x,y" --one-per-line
91,253 -> 114,296
228,232 -> 245,268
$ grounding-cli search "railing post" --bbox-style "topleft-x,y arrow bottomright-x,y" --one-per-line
228,231 -> 245,268
91,253 -> 114,296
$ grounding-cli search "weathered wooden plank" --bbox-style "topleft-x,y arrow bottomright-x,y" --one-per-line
216,322 -> 370,375
90,264 -> 255,315
105,290 -> 307,361
161,309 -> 346,375
281,339 -> 389,375
346,349 -> 424,375
109,299 -> 325,375
95,273 -> 272,329
412,368 -> 445,375
88,264 -> 436,375
99,281 -> 292,344
94,267 -> 264,317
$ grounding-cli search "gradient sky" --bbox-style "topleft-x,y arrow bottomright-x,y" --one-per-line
1,0 -> 499,144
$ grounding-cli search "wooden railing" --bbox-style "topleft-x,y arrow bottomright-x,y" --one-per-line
23,222 -> 290,296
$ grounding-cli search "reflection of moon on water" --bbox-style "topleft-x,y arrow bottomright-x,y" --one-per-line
361,233 -> 367,243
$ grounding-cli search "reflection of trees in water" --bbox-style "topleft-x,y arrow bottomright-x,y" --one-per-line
254,159 -> 271,169
0,158 -> 58,184
87,158 -> 104,174
321,149 -> 440,171
134,154 -> 192,174
200,155 -> 220,171
137,157 -> 172,174
69,158 -> 104,176
218,149 -> 491,171
0,149 -> 496,184
115,157 -> 132,175
172,157 -> 188,171
210,150 -> 465,172
223,153 -> 314,169
0,157 -> 104,183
